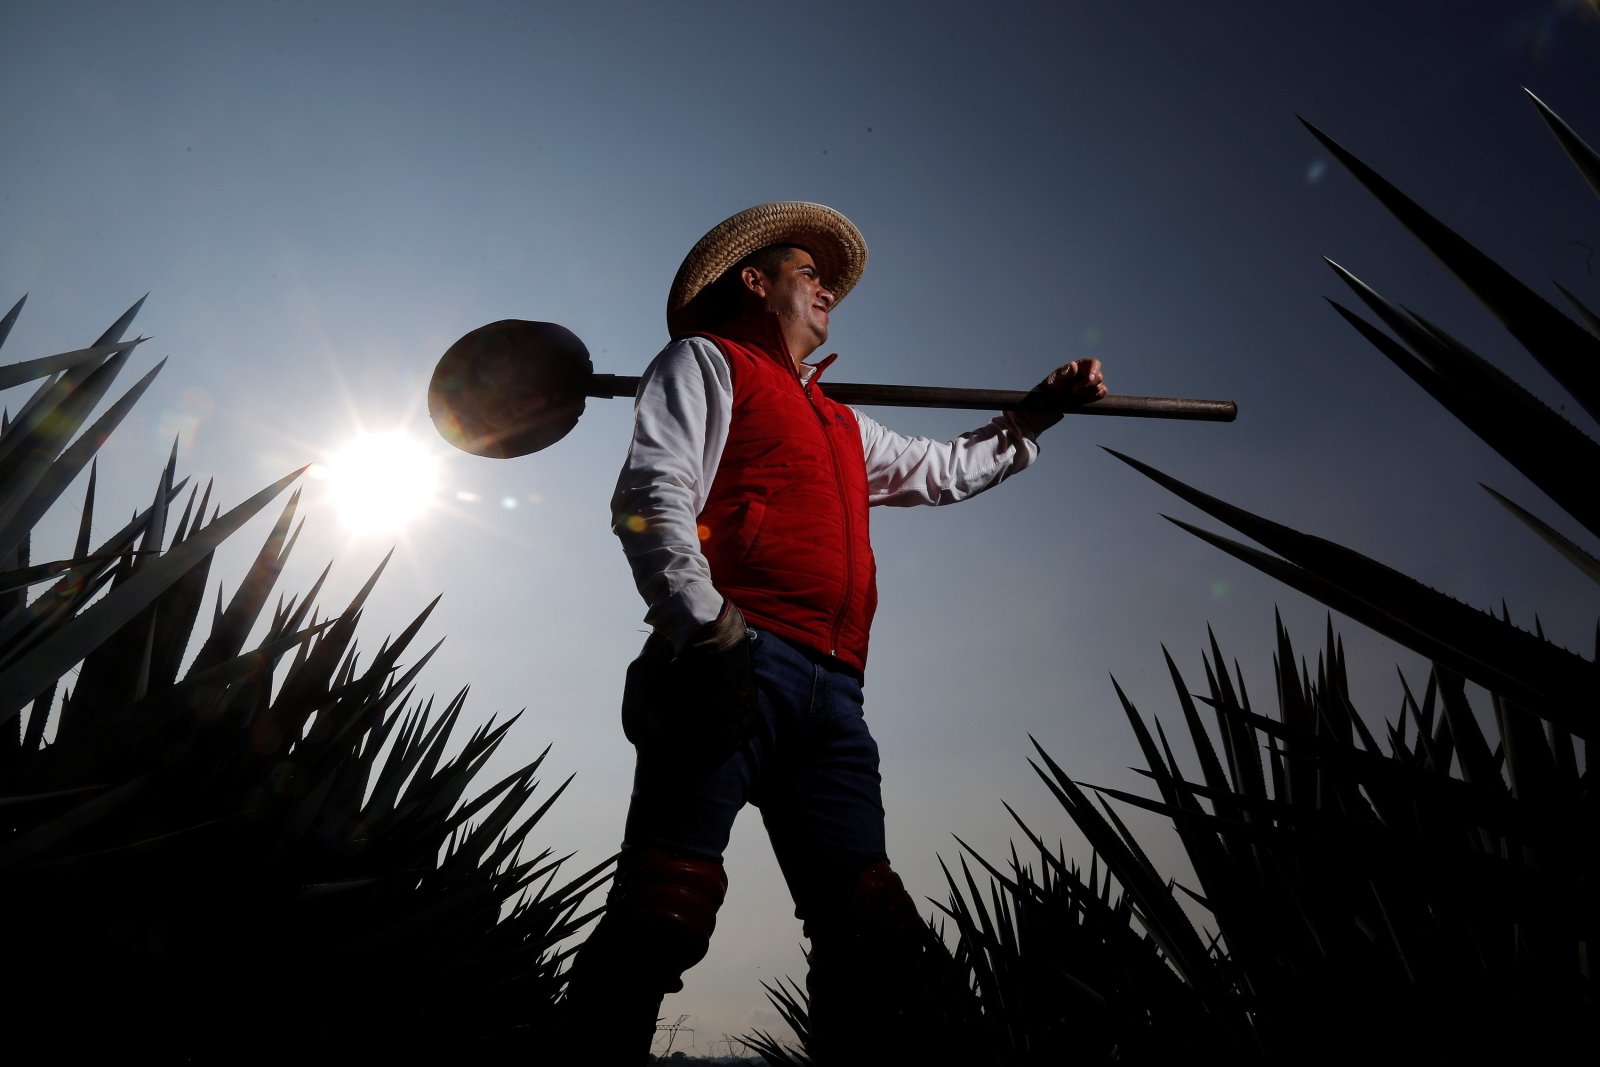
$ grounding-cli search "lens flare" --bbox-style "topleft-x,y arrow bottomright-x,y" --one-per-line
317,431 -> 441,534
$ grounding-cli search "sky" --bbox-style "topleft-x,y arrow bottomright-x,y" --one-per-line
3,0 -> 1598,1054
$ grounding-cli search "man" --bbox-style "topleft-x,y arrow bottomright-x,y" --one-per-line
563,202 -> 1105,1062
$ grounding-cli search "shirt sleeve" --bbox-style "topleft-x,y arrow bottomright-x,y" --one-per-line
856,406 -> 1052,507
610,337 -> 733,649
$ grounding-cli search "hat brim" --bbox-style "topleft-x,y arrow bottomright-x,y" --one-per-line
666,201 -> 866,338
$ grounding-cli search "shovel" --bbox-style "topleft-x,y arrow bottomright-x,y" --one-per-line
428,319 -> 1237,459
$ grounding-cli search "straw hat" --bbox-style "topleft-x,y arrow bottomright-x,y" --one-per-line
666,201 -> 867,337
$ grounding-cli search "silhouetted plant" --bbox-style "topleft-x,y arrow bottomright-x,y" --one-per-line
0,296 -> 607,1062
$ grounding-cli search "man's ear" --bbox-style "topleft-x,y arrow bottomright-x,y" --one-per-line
740,265 -> 767,298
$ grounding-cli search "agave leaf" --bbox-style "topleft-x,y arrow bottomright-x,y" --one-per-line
474,776 -> 575,880
1393,670 -> 1420,747
1432,667 -> 1505,792
139,437 -> 177,565
948,835 -> 1026,907
0,342 -> 144,512
444,742 -> 550,831
1324,264 -> 1600,536
1081,780 -> 1298,841
143,533 -> 211,693
302,598 -> 440,757
368,695 -> 442,792
170,480 -> 197,548
1480,484 -> 1600,586
0,339 -> 144,392
57,446 -> 185,726
954,855 -> 1001,966
307,681 -> 412,832
0,618 -> 333,796
267,549 -> 392,729
1096,750 -> 1518,844
286,632 -> 448,842
0,375 -> 66,454
1272,612 -> 1318,785
414,717 -> 519,832
1107,448 -> 1598,734
1303,118 -> 1600,421
0,298 -> 145,473
1324,623 -> 1379,755
132,505 -> 213,699
1205,637 -> 1270,808
0,773 -> 151,866
362,792 -> 566,942
1025,737 -> 1221,991
1211,706 -> 1533,839
1110,678 -> 1178,805
1420,670 -> 1458,775
1552,280 -> 1600,336
187,481 -> 215,541
14,677 -> 53,754
271,559 -> 329,644
1495,690 -> 1562,811
0,559 -> 111,655
1175,514 -> 1597,741
398,710 -> 509,829
0,356 -> 165,560
1162,647 -> 1236,813
185,489 -> 302,676
383,712 -> 474,831
88,295 -> 146,350
0,466 -> 306,724
934,860 -> 998,999
0,782 -> 108,807
749,977 -> 814,1065
0,478 -> 189,658
364,696 -> 447,824
0,295 -> 23,351
1525,88 -> 1600,201
1125,682 -> 1258,923
1,519 -> 22,623
0,551 -> 153,593
466,772 -> 573,880
1546,714 -> 1581,796
17,812 -> 249,873
73,460 -> 96,559
334,646 -> 441,780
502,847 -> 571,899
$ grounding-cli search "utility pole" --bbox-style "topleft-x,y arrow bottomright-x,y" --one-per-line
655,1013 -> 693,1056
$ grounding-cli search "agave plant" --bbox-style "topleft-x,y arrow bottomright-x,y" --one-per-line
742,976 -> 816,1065
953,89 -> 1597,1063
0,297 -> 607,1061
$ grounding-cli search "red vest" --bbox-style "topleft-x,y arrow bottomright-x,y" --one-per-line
695,315 -> 878,673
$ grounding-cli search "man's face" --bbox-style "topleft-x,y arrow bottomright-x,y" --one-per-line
745,248 -> 834,358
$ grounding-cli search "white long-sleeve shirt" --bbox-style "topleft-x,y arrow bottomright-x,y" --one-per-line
611,336 -> 1057,650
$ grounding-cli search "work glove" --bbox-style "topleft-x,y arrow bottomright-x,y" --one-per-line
621,601 -> 757,771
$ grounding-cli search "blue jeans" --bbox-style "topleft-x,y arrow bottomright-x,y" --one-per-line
622,626 -> 886,924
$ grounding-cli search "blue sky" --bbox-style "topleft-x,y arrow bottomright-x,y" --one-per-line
4,0 -> 1598,1052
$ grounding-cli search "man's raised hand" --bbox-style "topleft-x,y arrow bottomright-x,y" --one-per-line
1040,357 -> 1107,401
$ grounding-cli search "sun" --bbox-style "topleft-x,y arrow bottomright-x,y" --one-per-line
315,431 -> 442,535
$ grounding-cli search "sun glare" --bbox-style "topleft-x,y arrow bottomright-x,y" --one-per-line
316,431 -> 442,535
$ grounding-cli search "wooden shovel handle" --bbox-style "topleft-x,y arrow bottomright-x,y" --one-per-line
588,374 -> 1236,422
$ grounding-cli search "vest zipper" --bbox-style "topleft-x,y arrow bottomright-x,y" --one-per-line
805,378 -> 853,658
